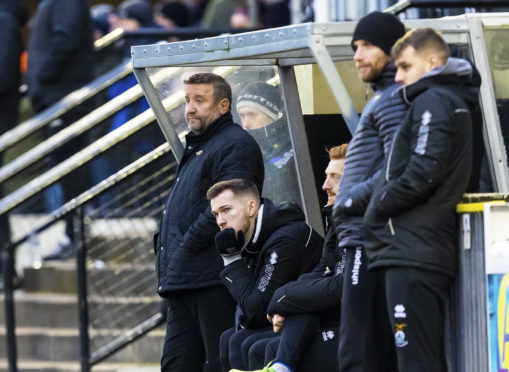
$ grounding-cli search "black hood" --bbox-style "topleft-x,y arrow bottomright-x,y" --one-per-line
245,198 -> 305,254
402,57 -> 481,108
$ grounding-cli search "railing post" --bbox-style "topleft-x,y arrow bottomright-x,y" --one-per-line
74,207 -> 90,372
1,212 -> 17,372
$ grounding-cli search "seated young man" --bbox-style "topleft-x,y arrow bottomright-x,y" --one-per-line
207,179 -> 323,371
231,144 -> 348,372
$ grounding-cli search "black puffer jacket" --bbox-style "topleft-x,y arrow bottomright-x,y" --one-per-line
156,112 -> 264,294
364,58 -> 481,277
248,117 -> 300,205
26,0 -> 95,112
220,199 -> 323,329
332,64 -> 407,249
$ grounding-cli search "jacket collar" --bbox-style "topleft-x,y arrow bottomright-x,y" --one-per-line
370,62 -> 397,91
185,112 -> 233,145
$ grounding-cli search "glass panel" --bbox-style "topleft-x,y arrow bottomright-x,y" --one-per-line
484,27 -> 509,183
145,66 -> 302,206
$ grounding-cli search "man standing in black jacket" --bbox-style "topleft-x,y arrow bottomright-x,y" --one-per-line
207,179 -> 322,371
364,28 -> 480,372
331,12 -> 407,372
157,73 -> 264,372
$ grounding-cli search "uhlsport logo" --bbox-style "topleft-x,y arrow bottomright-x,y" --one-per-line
394,304 -> 407,319
351,247 -> 362,285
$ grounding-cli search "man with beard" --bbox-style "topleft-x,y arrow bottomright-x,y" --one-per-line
331,11 -> 407,372
156,73 -> 264,372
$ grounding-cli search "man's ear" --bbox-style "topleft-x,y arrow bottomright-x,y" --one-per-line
427,53 -> 442,71
247,199 -> 258,218
218,98 -> 230,115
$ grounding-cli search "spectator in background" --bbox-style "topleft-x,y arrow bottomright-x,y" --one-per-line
26,0 -> 96,259
91,3 -> 114,41
154,1 -> 191,30
236,82 -> 300,205
0,0 -> 28,137
201,0 -> 242,29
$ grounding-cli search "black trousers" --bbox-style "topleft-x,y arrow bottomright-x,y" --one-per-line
381,267 -> 451,372
220,327 -> 275,371
249,314 -> 339,372
161,285 -> 235,372
338,247 -> 395,372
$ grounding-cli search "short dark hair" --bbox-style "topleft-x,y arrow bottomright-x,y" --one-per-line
328,144 -> 348,160
184,73 -> 232,108
391,28 -> 450,64
207,178 -> 260,202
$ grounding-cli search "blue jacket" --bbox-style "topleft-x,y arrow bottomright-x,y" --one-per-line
156,112 -> 264,294
332,64 -> 407,249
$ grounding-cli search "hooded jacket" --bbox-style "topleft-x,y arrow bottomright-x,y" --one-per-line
364,58 -> 481,277
332,64 -> 407,249
248,117 -> 300,205
220,199 -> 323,329
156,112 -> 264,294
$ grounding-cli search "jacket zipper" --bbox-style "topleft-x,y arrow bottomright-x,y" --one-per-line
385,135 -> 397,182
388,217 -> 395,236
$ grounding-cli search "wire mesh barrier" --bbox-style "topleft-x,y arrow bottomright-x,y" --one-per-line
82,151 -> 177,363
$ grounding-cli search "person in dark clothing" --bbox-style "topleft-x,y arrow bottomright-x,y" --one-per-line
26,0 -> 96,259
0,0 -> 28,137
232,144 -> 348,372
207,179 -> 323,371
26,0 -> 95,114
236,82 -> 300,206
156,73 -> 264,372
331,11 -> 408,372
364,28 -> 481,372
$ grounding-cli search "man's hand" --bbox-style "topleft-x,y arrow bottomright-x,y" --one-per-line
267,313 -> 285,333
215,228 -> 244,265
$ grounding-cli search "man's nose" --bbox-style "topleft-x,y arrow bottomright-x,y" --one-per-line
186,101 -> 196,113
322,179 -> 330,191
353,47 -> 363,62
216,214 -> 226,227
395,70 -> 404,84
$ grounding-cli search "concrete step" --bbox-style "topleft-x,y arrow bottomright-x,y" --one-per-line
0,327 -> 165,363
0,359 -> 159,372
0,292 -> 162,328
23,262 -> 157,295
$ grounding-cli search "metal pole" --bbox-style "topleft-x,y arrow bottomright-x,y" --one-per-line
1,211 -> 17,372
247,0 -> 259,28
75,207 -> 90,372
1,249 -> 17,372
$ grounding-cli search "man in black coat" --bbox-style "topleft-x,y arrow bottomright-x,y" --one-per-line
26,0 -> 95,114
207,179 -> 322,371
236,82 -> 300,205
156,73 -> 264,372
364,28 -> 480,372
331,12 -> 407,372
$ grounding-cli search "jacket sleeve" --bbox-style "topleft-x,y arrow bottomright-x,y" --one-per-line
374,91 -> 458,217
267,273 -> 342,316
220,237 -> 303,328
182,137 -> 264,253
37,0 -> 88,84
334,93 -> 406,218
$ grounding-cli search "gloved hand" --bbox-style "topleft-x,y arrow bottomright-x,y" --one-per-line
215,228 -> 245,266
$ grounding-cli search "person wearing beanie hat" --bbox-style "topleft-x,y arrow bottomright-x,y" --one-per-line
236,82 -> 300,206
331,11 -> 408,372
